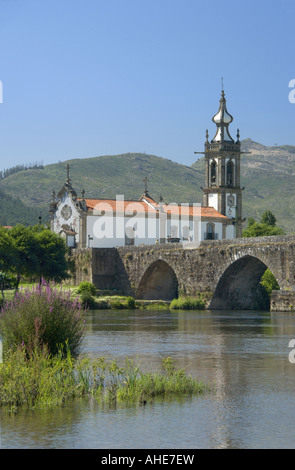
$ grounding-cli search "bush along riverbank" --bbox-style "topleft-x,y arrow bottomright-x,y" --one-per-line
0,281 -> 208,412
76,282 -> 208,310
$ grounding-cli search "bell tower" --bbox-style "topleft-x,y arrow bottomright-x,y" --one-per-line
198,89 -> 244,237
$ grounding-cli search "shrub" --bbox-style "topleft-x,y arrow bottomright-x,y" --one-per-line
0,280 -> 85,358
77,281 -> 97,296
107,296 -> 136,309
170,295 -> 206,310
260,268 -> 280,296
79,291 -> 97,309
123,296 -> 136,309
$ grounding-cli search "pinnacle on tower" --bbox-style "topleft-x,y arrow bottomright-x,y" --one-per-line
211,90 -> 234,143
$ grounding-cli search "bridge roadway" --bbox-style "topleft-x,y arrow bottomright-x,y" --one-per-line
72,234 -> 295,311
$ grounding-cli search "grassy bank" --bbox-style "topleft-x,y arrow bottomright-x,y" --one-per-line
1,281 -> 208,311
170,295 -> 206,310
80,295 -> 207,311
0,349 -> 207,413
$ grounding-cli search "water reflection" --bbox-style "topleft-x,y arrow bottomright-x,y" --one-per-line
2,309 -> 295,448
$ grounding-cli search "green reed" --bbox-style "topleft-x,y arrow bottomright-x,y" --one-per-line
0,349 -> 207,413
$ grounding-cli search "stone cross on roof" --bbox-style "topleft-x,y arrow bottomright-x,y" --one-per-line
143,176 -> 149,196
66,164 -> 71,183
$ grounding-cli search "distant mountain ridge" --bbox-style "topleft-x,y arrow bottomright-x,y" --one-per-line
0,139 -> 295,233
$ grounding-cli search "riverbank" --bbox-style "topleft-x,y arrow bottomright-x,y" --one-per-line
0,284 -> 208,311
80,294 -> 208,310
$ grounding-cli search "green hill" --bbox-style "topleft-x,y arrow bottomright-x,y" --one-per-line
0,153 -> 204,226
0,188 -> 47,226
1,140 -> 295,233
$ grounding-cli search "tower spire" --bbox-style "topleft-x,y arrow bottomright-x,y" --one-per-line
200,89 -> 243,238
211,89 -> 234,143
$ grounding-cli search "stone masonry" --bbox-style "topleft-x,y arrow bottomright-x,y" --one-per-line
70,234 -> 295,311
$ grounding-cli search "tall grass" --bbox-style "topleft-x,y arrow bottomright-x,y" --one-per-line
170,295 -> 206,310
0,351 -> 207,413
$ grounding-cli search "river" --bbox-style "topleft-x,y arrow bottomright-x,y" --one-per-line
1,308 -> 295,449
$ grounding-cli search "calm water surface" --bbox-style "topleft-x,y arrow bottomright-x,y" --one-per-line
1,309 -> 295,449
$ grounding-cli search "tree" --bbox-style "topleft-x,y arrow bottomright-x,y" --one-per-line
242,223 -> 284,238
261,210 -> 276,227
0,225 -> 69,294
260,268 -> 280,296
247,217 -> 256,227
242,211 -> 284,238
0,227 -> 16,298
8,225 -> 40,290
32,227 -> 70,283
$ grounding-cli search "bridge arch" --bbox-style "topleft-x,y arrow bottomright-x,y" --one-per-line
210,254 -> 280,310
136,259 -> 178,300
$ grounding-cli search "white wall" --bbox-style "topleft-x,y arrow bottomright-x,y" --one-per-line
208,193 -> 218,211
226,224 -> 235,239
86,213 -> 201,247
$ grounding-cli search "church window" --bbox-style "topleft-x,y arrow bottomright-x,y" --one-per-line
210,161 -> 217,186
226,160 -> 234,186
205,223 -> 215,240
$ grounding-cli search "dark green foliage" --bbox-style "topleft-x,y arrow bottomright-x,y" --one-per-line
79,291 -> 97,309
261,210 -> 277,227
243,223 -> 284,237
108,296 -> 136,309
260,268 -> 280,296
77,281 -> 97,296
0,225 -> 69,291
0,272 -> 17,299
124,296 -> 136,309
243,211 -> 285,238
247,217 -> 256,227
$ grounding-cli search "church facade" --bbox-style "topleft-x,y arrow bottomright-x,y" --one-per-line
49,90 -> 242,248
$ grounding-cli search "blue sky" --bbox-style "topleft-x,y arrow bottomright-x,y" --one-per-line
0,0 -> 294,172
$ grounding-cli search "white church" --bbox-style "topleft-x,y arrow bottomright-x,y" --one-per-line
49,90 -> 243,248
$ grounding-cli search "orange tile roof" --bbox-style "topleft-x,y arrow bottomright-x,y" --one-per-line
82,198 -> 229,220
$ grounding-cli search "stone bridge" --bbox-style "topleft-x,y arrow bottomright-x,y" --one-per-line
71,235 -> 295,311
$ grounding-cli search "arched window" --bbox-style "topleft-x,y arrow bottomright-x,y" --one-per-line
206,223 -> 215,240
210,161 -> 217,185
226,160 -> 234,186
